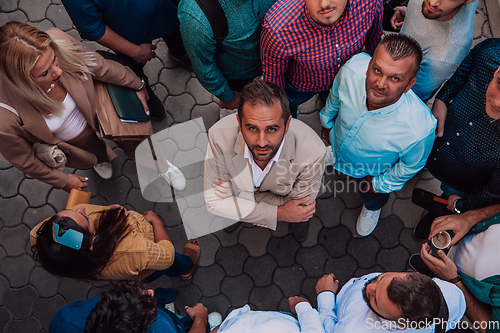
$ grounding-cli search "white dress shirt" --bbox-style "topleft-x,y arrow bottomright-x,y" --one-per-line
244,138 -> 285,188
317,273 -> 466,333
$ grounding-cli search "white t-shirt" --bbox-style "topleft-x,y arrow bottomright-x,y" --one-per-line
43,93 -> 87,141
448,224 -> 500,281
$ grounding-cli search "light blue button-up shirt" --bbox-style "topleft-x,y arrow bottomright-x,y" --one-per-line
320,53 -> 437,193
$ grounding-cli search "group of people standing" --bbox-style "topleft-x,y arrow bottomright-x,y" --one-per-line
0,0 -> 499,331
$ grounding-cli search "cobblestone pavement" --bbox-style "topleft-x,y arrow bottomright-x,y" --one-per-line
0,1 -> 497,332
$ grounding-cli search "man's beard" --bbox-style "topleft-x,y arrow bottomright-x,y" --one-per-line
421,0 -> 463,20
249,132 -> 285,162
362,276 -> 392,321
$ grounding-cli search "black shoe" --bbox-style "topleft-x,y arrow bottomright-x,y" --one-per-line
224,222 -> 241,233
290,222 -> 309,242
146,85 -> 166,119
408,253 -> 436,278
413,213 -> 437,239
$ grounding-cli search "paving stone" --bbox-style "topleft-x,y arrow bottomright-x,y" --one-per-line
319,168 -> 340,199
215,244 -> 249,276
0,247 -> 6,262
214,224 -> 243,247
192,104 -> 220,131
414,177 -> 442,198
273,264 -> 306,297
0,224 -> 30,256
0,306 -> 12,333
3,285 -> 38,319
153,109 -> 175,133
395,175 -> 419,199
57,278 -> 92,304
220,274 -> 254,308
302,216 -> 323,247
315,196 -> 344,228
483,20 -> 493,38
123,160 -> 141,189
19,178 -> 52,207
192,264 -> 224,297
0,167 -> 24,198
354,265 -> 384,277
393,198 -> 426,228
89,194 -> 109,206
324,255 -> 358,285
32,294 -> 66,329
270,221 -> 289,237
197,233 -> 220,267
347,237 -> 381,268
239,226 -> 272,257
86,284 -> 115,299
29,268 -> 59,298
99,176 -> 132,205
0,0 -> 17,11
109,149 -> 129,180
371,215 -> 404,249
165,94 -> 196,124
300,277 -> 319,308
380,192 -> 397,219
244,254 -> 277,287
0,275 -> 9,305
186,78 -> 214,105
474,10 -> 489,39
144,58 -> 164,85
277,297 -> 290,312
249,284 -> 283,311
296,245 -> 329,277
297,95 -> 318,115
126,188 -> 156,213
267,234 -> 300,267
335,178 -> 363,208
46,189 -> 70,212
340,207 -> 362,237
22,205 -> 57,230
166,120 -> 202,152
155,202 -> 183,228
298,111 -> 322,136
0,255 -> 35,287
175,283 -> 203,315
0,10 -> 28,26
160,68 -> 192,96
19,0 -> 50,21
5,317 -> 42,333
399,228 -> 425,255
319,225 -> 351,258
200,293 -> 232,317
376,246 -> 411,272
0,195 -> 28,227
46,4 -> 74,31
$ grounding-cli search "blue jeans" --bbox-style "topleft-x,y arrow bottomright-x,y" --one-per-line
285,81 -> 329,118
356,178 -> 390,211
145,251 -> 193,282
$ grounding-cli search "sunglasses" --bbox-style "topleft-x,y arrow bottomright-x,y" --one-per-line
37,221 -> 84,250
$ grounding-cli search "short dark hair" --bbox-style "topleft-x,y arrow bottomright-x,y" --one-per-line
84,281 -> 158,333
238,78 -> 290,122
387,272 -> 441,323
377,34 -> 423,78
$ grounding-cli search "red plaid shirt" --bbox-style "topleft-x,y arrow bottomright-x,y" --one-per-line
261,0 -> 383,92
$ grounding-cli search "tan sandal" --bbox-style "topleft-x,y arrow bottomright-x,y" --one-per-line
181,239 -> 200,280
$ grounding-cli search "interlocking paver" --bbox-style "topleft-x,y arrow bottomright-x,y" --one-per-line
2,285 -> 38,319
197,233 -> 220,267
0,11 -> 27,26
0,225 -> 30,257
19,0 -> 50,21
399,228 -> 426,255
220,274 -> 253,308
296,245 -> 329,277
376,246 -> 411,272
0,0 -> 16,12
393,198 -> 426,228
32,295 -> 66,329
324,255 -> 358,285
302,216 -> 323,247
193,264 -> 225,297
22,205 -> 57,230
199,294 -> 231,317
0,275 -> 9,304
239,226 -> 272,257
249,285 -> 283,310
347,237 -> 381,268
19,179 -> 52,208
165,94 -> 196,124
315,196 -> 344,228
0,255 -> 35,288
99,176 -> 132,204
273,264 -> 306,297
319,225 -> 351,258
371,215 -> 404,248
29,268 -> 59,299
267,234 -> 300,267
214,227 -> 241,247
0,167 -> 24,198
0,307 -> 12,333
215,244 -> 249,276
4,317 -> 41,333
244,254 -> 277,287
186,78 -> 214,105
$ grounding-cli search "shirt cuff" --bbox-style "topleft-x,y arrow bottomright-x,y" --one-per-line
317,290 -> 336,309
295,301 -> 314,315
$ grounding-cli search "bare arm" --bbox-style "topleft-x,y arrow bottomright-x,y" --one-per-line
455,281 -> 492,333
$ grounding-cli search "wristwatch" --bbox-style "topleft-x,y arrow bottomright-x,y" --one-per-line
453,199 -> 461,214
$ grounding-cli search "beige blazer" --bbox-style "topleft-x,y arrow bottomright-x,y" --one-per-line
204,114 -> 327,230
0,29 -> 142,188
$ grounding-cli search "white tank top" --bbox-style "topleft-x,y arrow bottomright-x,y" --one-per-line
43,93 -> 87,141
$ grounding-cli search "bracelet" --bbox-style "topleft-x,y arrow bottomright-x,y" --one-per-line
448,276 -> 462,284
136,78 -> 146,91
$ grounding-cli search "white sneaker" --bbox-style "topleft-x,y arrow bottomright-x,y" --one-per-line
208,312 -> 223,331
93,162 -> 113,179
356,206 -> 381,236
163,160 -> 186,191
325,146 -> 335,167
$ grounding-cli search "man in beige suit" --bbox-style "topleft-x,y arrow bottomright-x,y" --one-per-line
204,79 -> 326,242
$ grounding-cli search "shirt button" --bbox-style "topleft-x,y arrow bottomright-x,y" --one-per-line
337,57 -> 340,61
336,44 -> 339,47
354,127 -> 357,129
434,158 -> 437,160
456,133 -> 460,136
446,142 -> 450,145
338,64 -> 340,67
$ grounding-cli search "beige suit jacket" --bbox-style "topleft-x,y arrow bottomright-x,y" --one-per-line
0,29 -> 142,188
204,114 -> 327,230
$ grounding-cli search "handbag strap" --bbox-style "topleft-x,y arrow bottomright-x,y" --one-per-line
0,102 -> 20,117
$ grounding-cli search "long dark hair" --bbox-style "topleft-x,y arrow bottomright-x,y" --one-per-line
84,281 -> 158,333
33,207 -> 130,279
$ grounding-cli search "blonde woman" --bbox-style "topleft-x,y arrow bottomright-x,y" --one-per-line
0,21 -> 149,191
